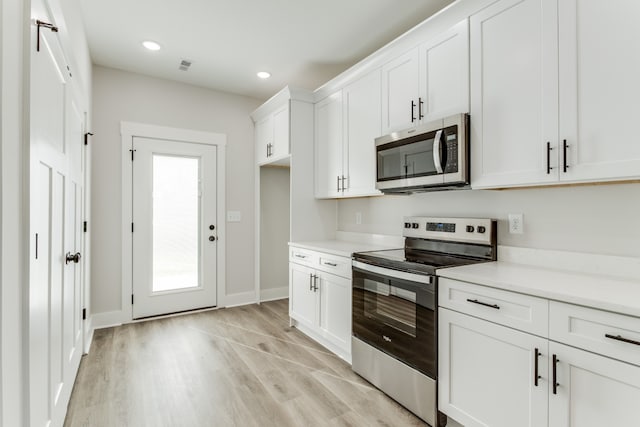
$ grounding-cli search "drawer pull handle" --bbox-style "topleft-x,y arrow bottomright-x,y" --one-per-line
324,262 -> 338,267
534,348 -> 541,387
466,298 -> 500,310
605,334 -> 640,347
295,254 -> 307,259
552,354 -> 559,395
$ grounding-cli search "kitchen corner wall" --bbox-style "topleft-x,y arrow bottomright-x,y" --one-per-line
338,183 -> 640,258
91,65 -> 261,315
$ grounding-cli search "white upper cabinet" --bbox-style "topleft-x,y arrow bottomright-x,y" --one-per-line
419,19 -> 469,123
315,69 -> 382,199
271,103 -> 290,160
254,101 -> 290,166
342,69 -> 382,197
470,0 -> 559,189
381,49 -> 421,134
558,0 -> 640,182
315,91 -> 343,198
382,19 -> 469,135
472,0 -> 640,189
255,114 -> 273,164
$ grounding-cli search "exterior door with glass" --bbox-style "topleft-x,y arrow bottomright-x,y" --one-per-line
132,137 -> 217,318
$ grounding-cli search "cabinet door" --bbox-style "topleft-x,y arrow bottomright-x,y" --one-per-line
255,115 -> 272,164
470,0 -> 559,188
558,0 -> 640,182
381,48 -> 420,134
343,69 -> 382,198
549,341 -> 640,427
439,308 -> 548,427
419,19 -> 469,122
314,91 -> 343,198
289,263 -> 318,329
318,271 -> 352,354
271,102 -> 290,160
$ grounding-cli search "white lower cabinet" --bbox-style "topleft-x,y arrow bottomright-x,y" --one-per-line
548,341 -> 640,427
439,278 -> 640,427
439,308 -> 548,427
289,247 -> 352,360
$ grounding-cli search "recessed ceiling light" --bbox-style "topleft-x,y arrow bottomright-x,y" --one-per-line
142,41 -> 161,51
257,71 -> 271,79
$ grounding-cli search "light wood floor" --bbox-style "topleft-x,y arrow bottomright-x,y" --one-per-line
64,299 -> 427,427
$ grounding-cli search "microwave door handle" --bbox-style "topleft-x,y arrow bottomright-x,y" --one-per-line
433,130 -> 444,174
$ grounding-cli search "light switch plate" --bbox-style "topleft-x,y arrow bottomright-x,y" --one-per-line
227,211 -> 241,222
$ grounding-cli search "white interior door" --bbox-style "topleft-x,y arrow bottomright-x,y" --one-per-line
132,137 -> 218,319
29,10 -> 84,427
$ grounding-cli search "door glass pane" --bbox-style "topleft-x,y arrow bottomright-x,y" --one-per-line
377,135 -> 437,181
363,277 -> 417,337
152,155 -> 200,292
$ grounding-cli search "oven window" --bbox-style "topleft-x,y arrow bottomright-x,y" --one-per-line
363,278 -> 417,337
377,134 -> 437,181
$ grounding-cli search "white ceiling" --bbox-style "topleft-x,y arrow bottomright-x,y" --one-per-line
80,0 -> 454,101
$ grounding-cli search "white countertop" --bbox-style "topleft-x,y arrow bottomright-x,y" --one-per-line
439,261 -> 640,318
289,240 -> 400,258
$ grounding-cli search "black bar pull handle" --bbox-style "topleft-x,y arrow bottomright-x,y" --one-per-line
563,139 -> 569,173
534,348 -> 541,387
466,298 -> 500,310
313,275 -> 319,292
309,273 -> 313,291
411,100 -> 416,123
418,97 -> 424,120
552,354 -> 559,395
546,142 -> 553,174
605,333 -> 640,347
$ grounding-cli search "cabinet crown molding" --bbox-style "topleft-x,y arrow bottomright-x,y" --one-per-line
251,85 -> 314,122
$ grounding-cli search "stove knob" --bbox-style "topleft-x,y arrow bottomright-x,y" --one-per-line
404,222 -> 411,229
466,225 -> 475,233
477,226 -> 486,234
412,223 -> 419,229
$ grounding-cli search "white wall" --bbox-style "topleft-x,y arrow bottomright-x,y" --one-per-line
91,65 -> 261,315
338,183 -> 640,257
260,167 -> 290,296
1,0 -> 28,424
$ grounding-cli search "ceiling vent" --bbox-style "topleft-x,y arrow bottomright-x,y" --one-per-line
178,59 -> 192,71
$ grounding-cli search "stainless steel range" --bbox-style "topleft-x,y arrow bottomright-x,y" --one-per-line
351,216 -> 497,427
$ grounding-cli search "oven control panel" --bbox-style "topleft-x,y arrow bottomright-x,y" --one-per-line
403,217 -> 496,245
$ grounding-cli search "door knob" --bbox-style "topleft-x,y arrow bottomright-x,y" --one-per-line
65,252 -> 81,264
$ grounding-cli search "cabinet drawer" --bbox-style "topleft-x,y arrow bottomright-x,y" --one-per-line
317,254 -> 351,279
439,278 -> 549,337
289,247 -> 318,266
550,301 -> 640,366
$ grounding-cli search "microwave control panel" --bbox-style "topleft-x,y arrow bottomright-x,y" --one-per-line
443,128 -> 458,174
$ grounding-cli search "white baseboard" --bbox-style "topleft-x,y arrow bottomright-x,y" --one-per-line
83,316 -> 94,354
91,310 -> 126,330
224,290 -> 257,308
260,286 -> 288,302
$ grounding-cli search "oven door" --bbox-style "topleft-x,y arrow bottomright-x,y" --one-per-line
352,261 -> 436,379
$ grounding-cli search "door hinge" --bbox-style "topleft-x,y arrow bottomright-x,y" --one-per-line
131,222 -> 134,232
36,20 -> 58,52
131,294 -> 134,305
82,308 -> 86,320
129,149 -> 136,161
83,221 -> 87,232
84,132 -> 94,146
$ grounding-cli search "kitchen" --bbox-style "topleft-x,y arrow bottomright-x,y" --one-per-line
2,0 -> 640,426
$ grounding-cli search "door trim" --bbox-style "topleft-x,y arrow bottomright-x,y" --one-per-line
120,121 -> 227,323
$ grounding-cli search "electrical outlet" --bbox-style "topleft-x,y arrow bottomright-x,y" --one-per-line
508,213 -> 524,234
226,211 -> 241,222
355,212 -> 362,225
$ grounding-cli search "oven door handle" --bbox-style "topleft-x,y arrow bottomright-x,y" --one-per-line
352,261 -> 433,285
433,129 -> 444,174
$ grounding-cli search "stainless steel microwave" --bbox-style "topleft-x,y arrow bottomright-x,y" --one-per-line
375,113 -> 469,194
